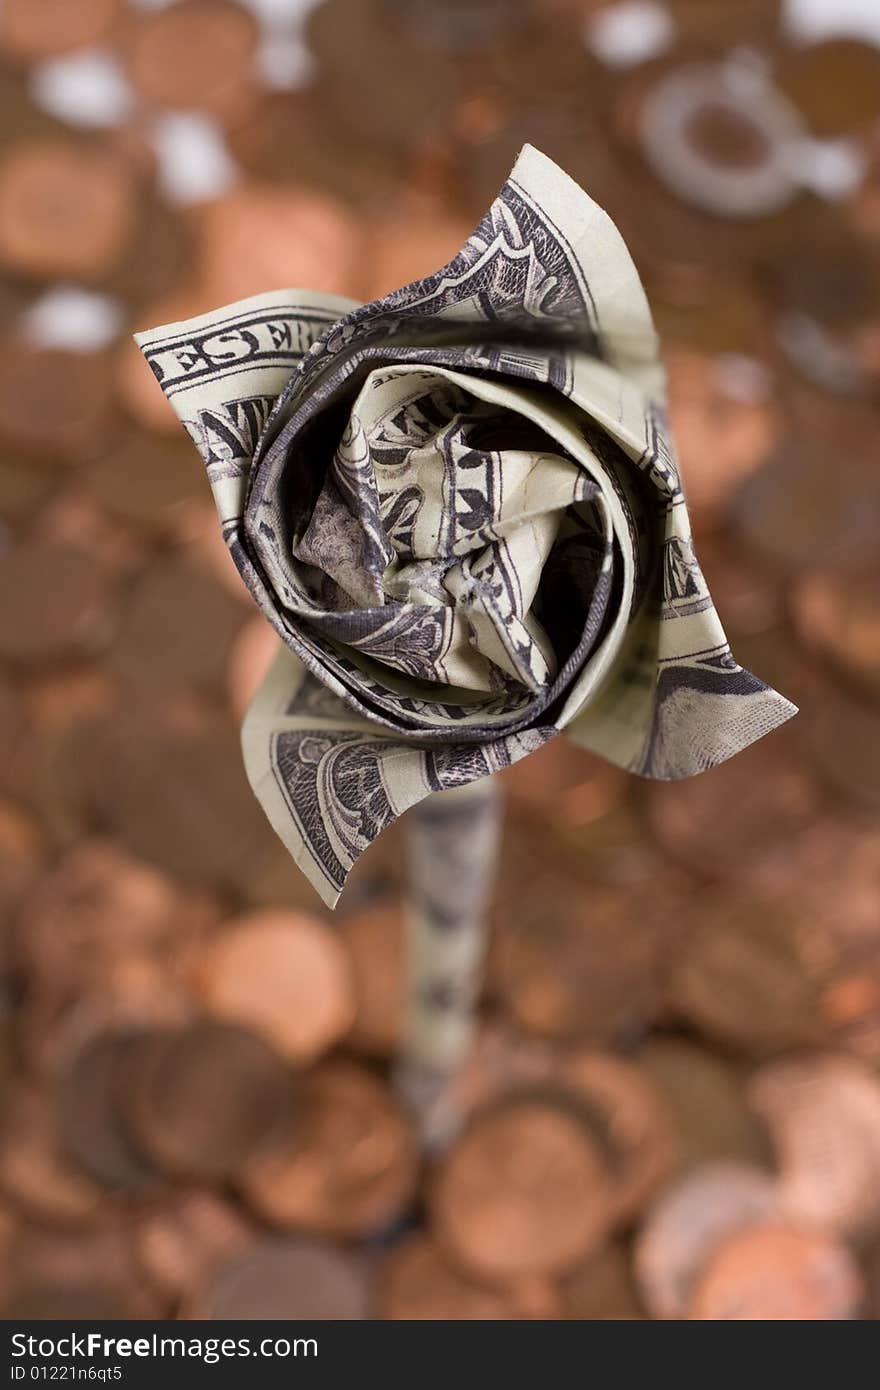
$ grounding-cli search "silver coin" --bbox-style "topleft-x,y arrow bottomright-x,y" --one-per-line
639,62 -> 804,218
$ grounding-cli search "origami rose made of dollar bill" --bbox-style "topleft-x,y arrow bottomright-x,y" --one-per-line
136,145 -> 795,907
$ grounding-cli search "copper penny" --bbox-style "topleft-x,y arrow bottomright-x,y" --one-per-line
227,616 -> 280,722
493,862 -> 688,1044
236,825 -> 347,914
401,0 -> 523,49
866,1242 -> 880,1319
58,1032 -> 165,1191
696,533 -> 783,640
666,890 -> 823,1054
10,1220 -> 161,1320
0,138 -> 135,281
851,146 -> 880,240
776,39 -> 880,138
13,840 -> 208,1082
483,10 -> 599,105
770,219 -> 880,338
14,839 -> 181,987
339,811 -> 408,906
1,1285 -> 134,1320
641,733 -> 820,879
104,194 -> 194,312
634,1162 -> 780,1319
457,106 -> 625,225
173,498 -> 253,605
0,800 -> 44,932
556,1050 -> 680,1222
652,273 -> 768,356
612,165 -> 773,310
727,626 -> 816,726
688,1223 -> 864,1320
0,680 -> 28,795
197,184 -> 364,303
665,0 -> 780,50
340,898 -> 405,1057
0,0 -> 121,61
0,255 -> 33,318
121,1023 -> 291,1182
34,706 -> 117,840
666,348 -> 779,522
24,665 -> 114,739
549,801 -> 670,889
791,560 -> 880,699
784,314 -> 880,401
638,1039 -> 770,1173
109,558 -> 244,696
193,909 -> 355,1065
238,1060 -> 417,1239
184,1237 -> 371,1320
364,199 -> 477,302
0,341 -> 115,461
409,1024 -> 560,1147
70,710 -> 271,888
226,89 -> 401,209
0,1084 -> 105,1225
820,968 -> 880,1065
801,682 -> 880,813
85,435 -> 205,534
563,1243 -> 643,1321
771,222 -> 880,397
32,491 -> 145,582
0,454 -> 53,529
731,442 -> 880,573
133,1190 -> 256,1306
19,957 -> 194,1085
126,0 -> 259,123
0,1195 -> 19,1279
0,541 -> 112,664
306,0 -> 462,150
379,1233 -> 518,1320
430,1095 -> 613,1281
499,736 -> 628,829
748,1053 -> 880,1238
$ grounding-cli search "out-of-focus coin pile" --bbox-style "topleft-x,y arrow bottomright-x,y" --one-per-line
0,0 -> 878,1321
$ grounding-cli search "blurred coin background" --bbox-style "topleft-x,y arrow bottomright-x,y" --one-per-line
0,0 -> 878,1322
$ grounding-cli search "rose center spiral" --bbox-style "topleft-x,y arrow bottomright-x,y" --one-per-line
289,366 -> 602,697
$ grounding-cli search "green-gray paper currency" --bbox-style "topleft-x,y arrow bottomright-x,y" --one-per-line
135,145 -> 795,907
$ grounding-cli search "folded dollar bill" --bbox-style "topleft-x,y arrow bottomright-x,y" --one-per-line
135,144 -> 795,906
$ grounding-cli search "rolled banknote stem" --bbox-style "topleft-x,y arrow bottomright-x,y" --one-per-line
395,776 -> 502,1142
